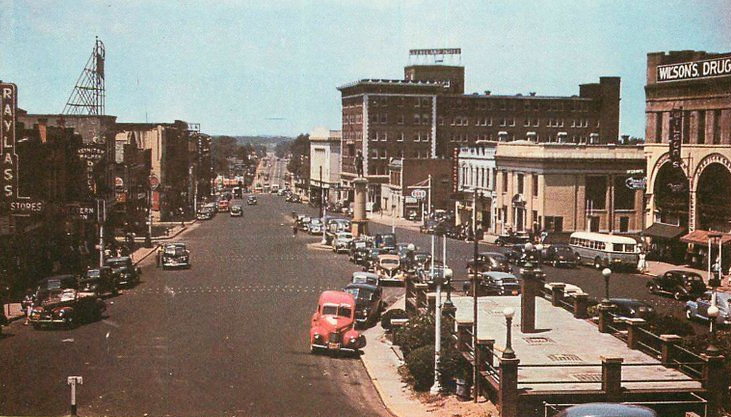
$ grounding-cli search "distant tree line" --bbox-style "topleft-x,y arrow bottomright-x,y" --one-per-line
280,133 -> 310,180
210,136 -> 265,174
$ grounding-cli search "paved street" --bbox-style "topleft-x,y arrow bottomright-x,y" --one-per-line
0,194 -> 391,417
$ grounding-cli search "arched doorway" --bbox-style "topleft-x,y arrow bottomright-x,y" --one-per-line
653,162 -> 689,227
696,163 -> 731,232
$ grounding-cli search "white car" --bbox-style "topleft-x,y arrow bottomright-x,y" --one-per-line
544,282 -> 584,298
333,232 -> 354,253
308,219 -> 323,235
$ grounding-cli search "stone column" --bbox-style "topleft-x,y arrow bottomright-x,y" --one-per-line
498,356 -> 520,417
573,293 -> 588,319
660,334 -> 682,367
601,356 -> 623,401
520,266 -> 541,333
551,283 -> 566,307
625,318 -> 646,350
598,304 -> 613,333
351,177 -> 369,237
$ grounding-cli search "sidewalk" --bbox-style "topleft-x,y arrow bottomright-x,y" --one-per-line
1,220 -> 198,324
359,297 -> 497,417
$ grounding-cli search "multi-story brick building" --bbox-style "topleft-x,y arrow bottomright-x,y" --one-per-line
338,59 -> 621,209
644,50 -> 731,267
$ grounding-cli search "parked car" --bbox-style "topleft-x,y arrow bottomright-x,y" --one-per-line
104,257 -> 141,287
464,271 -> 521,296
161,243 -> 191,269
494,231 -> 531,247
307,218 -> 324,235
607,298 -> 656,319
196,208 -> 214,220
406,209 -> 419,221
325,218 -> 351,245
333,232 -> 354,253
685,291 -> 731,325
344,283 -> 383,326
542,244 -> 578,268
647,270 -> 706,300
351,271 -> 379,286
247,195 -> 257,205
79,267 -> 118,297
467,252 -> 511,275
502,246 -> 522,264
395,243 -> 417,270
309,290 -> 366,354
544,282 -> 584,298
229,205 -> 243,217
416,263 -> 453,289
218,198 -> 230,212
30,276 -> 106,329
296,215 -> 312,231
552,402 -> 657,417
375,254 -> 405,284
286,194 -> 301,203
348,239 -> 371,264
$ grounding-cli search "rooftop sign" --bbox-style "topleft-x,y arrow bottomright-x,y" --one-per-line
409,48 -> 461,56
657,56 -> 731,82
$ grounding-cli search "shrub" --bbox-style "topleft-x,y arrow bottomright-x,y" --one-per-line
437,344 -> 472,392
646,314 -> 695,337
392,312 -> 454,355
405,345 -> 435,391
380,308 -> 408,331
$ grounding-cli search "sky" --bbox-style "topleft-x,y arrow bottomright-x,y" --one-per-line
1,1 -> 729,137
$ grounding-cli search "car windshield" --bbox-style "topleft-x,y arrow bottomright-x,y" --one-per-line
106,260 -> 128,269
381,259 -> 399,266
165,247 -> 186,256
555,247 -> 573,255
354,241 -> 367,248
345,288 -> 373,301
322,304 -> 352,317
86,270 -> 100,278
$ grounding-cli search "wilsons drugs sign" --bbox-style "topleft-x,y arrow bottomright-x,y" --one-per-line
657,56 -> 731,82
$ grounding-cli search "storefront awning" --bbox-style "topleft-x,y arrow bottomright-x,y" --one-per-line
645,223 -> 684,240
680,230 -> 731,245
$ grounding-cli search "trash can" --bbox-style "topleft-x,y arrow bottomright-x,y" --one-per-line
455,378 -> 470,401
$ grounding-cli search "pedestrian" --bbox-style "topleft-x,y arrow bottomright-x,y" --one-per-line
292,222 -> 298,237
637,251 -> 647,274
22,288 -> 34,325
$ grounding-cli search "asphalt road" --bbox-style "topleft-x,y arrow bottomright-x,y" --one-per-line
0,195 -> 392,417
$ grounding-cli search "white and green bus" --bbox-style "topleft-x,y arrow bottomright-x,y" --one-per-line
569,231 -> 639,270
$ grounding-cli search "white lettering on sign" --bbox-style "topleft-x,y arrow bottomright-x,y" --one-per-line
0,82 -> 17,200
657,57 -> 731,82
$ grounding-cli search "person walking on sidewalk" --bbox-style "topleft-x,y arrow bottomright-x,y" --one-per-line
156,244 -> 164,268
637,251 -> 647,274
292,222 -> 298,237
21,289 -> 34,325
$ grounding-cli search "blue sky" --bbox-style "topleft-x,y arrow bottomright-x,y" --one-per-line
1,1 -> 729,137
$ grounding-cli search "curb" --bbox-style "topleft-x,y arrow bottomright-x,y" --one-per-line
359,338 -> 401,417
133,221 -> 198,266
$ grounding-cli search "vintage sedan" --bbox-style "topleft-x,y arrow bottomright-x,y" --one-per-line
247,195 -> 257,205
647,270 -> 706,300
344,283 -> 383,326
307,218 -> 324,235
196,209 -> 214,220
309,290 -> 366,354
494,231 -> 531,247
79,267 -> 119,297
542,244 -> 578,268
467,252 -> 511,275
30,280 -> 106,329
104,257 -> 141,287
412,251 -> 432,270
685,291 -> 731,325
465,271 -> 521,296
332,231 -> 354,253
348,239 -> 371,264
229,205 -> 243,217
162,243 -> 191,269
544,282 -> 584,298
608,298 -> 655,320
552,402 -> 656,417
375,254 -> 405,284
351,271 -> 379,286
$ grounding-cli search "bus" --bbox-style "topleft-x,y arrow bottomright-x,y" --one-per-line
569,231 -> 639,270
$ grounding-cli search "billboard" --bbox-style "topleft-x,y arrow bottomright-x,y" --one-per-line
657,56 -> 731,82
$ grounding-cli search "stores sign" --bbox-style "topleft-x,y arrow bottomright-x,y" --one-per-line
657,57 -> 731,82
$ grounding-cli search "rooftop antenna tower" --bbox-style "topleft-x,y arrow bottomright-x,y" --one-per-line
63,37 -> 105,115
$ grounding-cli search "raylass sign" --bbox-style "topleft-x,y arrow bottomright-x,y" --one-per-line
657,56 -> 731,82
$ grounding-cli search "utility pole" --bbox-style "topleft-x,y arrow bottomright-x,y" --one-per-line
98,199 -> 105,268
472,186 -> 480,402
431,230 -> 442,395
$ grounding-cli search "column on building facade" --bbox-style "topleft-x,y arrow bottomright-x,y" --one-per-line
689,110 -> 700,144
506,171 -> 514,231
538,174 -> 546,232
721,110 -> 731,144
526,173 -> 535,233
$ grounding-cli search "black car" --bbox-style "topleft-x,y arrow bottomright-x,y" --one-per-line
374,233 -> 397,251
79,267 -> 119,297
348,239 -> 371,264
647,270 -> 707,300
285,194 -> 301,203
105,257 -> 142,286
467,252 -> 511,275
607,298 -> 655,319
363,247 -> 388,272
196,209 -> 213,220
162,243 -> 191,269
464,272 -> 521,296
542,244 -> 578,268
494,232 -> 531,247
344,282 -> 383,327
412,251 -> 432,270
247,195 -> 257,205
36,275 -> 78,295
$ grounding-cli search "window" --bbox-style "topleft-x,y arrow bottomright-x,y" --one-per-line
517,174 -> 524,194
545,216 -> 563,232
397,115 -> 404,125
413,114 -> 421,125
509,118 -> 515,127
619,217 -> 629,233
585,176 -> 607,210
381,132 -> 388,142
532,174 -> 538,196
397,132 -> 404,142
502,171 -> 508,192
613,176 -> 635,210
697,110 -> 706,144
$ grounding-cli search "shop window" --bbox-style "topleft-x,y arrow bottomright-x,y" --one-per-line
619,217 -> 629,233
585,176 -> 607,210
545,216 -> 563,232
502,171 -> 508,193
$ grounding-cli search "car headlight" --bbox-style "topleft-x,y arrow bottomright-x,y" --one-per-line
629,309 -> 636,316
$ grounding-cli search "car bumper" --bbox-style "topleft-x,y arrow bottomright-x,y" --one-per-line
163,261 -> 189,267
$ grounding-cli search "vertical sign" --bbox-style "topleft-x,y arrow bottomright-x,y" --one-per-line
452,146 -> 459,193
1,83 -> 18,200
669,109 -> 682,167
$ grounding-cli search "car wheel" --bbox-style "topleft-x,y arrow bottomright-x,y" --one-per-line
65,316 -> 76,329
685,308 -> 693,321
553,260 -> 559,268
673,291 -> 683,301
310,345 -> 320,354
594,257 -> 602,270
647,284 -> 656,294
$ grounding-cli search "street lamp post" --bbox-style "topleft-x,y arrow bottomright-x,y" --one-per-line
502,308 -> 515,359
602,268 -> 612,304
430,233 -> 443,395
471,186 -> 480,403
391,203 -> 396,233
